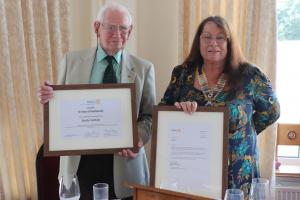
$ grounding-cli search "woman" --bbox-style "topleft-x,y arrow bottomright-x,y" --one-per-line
160,16 -> 280,197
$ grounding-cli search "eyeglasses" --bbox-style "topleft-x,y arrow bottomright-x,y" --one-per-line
200,33 -> 227,44
101,23 -> 130,34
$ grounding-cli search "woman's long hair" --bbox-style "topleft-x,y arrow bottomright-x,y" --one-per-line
183,16 -> 247,90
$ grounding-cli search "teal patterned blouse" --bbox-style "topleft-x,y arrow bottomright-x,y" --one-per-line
160,63 -> 280,196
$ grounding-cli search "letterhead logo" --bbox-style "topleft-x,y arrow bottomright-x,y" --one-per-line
95,99 -> 101,104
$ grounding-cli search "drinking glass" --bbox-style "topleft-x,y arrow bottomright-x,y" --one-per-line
59,176 -> 80,200
249,178 -> 270,200
224,189 -> 244,200
93,183 -> 108,200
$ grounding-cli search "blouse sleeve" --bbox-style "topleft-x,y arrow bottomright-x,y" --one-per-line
252,67 -> 280,134
159,65 -> 186,105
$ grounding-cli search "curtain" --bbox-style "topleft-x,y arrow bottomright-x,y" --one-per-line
179,0 -> 277,197
0,0 -> 70,199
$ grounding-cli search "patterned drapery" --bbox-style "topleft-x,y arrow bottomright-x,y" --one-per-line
0,0 -> 70,199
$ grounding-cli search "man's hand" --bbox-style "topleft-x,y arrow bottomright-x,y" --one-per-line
38,81 -> 54,104
118,137 -> 143,159
174,101 -> 198,114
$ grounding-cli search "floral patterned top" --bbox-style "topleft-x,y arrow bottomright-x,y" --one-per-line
160,63 -> 280,197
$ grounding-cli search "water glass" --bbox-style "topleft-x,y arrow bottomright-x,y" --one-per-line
224,189 -> 244,200
249,178 -> 270,200
93,183 -> 108,200
59,176 -> 80,200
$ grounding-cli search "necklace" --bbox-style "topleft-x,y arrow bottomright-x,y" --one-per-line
196,66 -> 226,106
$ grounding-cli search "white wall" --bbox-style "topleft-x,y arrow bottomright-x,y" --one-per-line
69,0 -> 180,102
136,0 -> 179,102
69,0 -> 100,50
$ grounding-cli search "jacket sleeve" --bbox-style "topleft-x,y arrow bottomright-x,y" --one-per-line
137,63 -> 156,145
57,54 -> 67,84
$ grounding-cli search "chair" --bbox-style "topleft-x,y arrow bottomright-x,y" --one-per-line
276,123 -> 300,176
36,144 -> 60,200
275,124 -> 300,198
277,123 -> 300,147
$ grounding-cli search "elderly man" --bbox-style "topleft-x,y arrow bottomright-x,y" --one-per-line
39,2 -> 155,200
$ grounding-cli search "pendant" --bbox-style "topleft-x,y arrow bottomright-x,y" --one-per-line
205,101 -> 213,106
195,66 -> 227,107
207,92 -> 214,98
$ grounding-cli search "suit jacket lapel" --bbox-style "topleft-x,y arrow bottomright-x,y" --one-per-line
74,49 -> 136,84
73,47 -> 96,84
121,52 -> 136,83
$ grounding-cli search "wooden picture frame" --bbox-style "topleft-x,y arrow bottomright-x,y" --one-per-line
150,105 -> 229,199
44,83 -> 138,156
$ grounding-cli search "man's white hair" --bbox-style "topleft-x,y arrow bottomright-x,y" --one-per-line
95,2 -> 132,25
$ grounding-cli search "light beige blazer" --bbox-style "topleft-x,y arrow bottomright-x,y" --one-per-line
57,47 -> 156,198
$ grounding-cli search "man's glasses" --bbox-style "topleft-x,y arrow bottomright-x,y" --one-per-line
200,33 -> 227,45
101,23 -> 130,34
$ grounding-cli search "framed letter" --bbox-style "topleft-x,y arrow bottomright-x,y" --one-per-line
150,105 -> 229,200
44,83 -> 138,156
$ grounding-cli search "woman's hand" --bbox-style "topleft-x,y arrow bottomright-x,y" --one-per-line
38,81 -> 54,104
174,101 -> 198,114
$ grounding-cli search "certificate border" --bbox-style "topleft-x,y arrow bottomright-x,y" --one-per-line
44,83 -> 138,156
150,105 -> 229,199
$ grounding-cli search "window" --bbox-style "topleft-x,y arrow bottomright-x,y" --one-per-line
276,0 -> 300,172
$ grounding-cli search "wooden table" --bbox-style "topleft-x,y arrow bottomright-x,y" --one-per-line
131,184 -> 213,200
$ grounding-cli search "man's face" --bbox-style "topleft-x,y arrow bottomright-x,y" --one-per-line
96,10 -> 132,55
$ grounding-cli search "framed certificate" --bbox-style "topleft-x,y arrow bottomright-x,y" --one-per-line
44,83 -> 138,156
150,105 -> 229,200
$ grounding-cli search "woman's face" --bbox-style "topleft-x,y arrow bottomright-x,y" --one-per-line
199,21 -> 228,65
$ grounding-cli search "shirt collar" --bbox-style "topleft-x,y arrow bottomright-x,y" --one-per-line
96,45 -> 122,64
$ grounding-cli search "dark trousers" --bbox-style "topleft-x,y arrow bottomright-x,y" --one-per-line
77,154 -> 133,200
